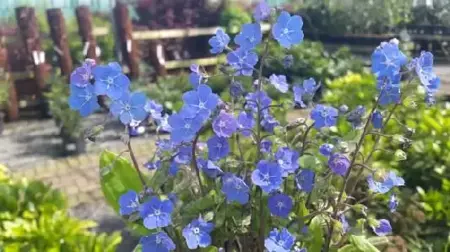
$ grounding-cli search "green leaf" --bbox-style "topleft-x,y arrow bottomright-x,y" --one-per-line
342,130 -> 360,141
99,150 -> 144,213
338,245 -> 360,252
200,246 -> 219,252
349,235 -> 380,252
366,236 -> 389,247
306,216 -> 324,252
299,156 -> 319,170
183,190 -> 220,217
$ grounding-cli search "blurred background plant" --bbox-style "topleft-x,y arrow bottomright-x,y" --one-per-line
0,164 -> 122,251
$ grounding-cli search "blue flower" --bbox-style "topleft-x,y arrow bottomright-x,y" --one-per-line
245,91 -> 272,112
118,190 -> 140,216
238,111 -> 255,137
389,193 -> 398,213
272,11 -> 304,49
156,114 -> 173,132
346,105 -> 366,128
189,64 -> 203,88
251,160 -> 283,193
371,39 -> 407,78
227,48 -> 259,76
265,228 -> 295,252
183,84 -> 219,119
197,158 -> 223,178
93,62 -> 130,99
182,217 -> 215,249
371,219 -> 392,236
140,231 -> 176,252
169,161 -> 179,177
377,75 -> 401,106
230,81 -> 244,98
328,154 -> 350,176
368,171 -> 405,194
268,193 -> 293,218
207,135 -> 230,161
110,92 -> 148,125
413,51 -> 440,93
234,23 -> 262,50
70,59 -> 95,88
261,139 -> 272,153
275,147 -> 300,176
221,173 -> 250,204
253,1 -> 271,22
69,84 -> 100,117
310,105 -> 338,129
261,112 -> 280,133
372,111 -> 383,129
339,214 -> 350,233
144,160 -> 161,170
174,145 -> 192,164
282,54 -> 294,69
295,169 -> 315,193
139,196 -> 174,229
145,99 -> 163,120
269,74 -> 289,93
209,28 -> 230,54
168,112 -> 204,144
319,143 -> 334,157
293,78 -> 320,108
213,111 -> 238,138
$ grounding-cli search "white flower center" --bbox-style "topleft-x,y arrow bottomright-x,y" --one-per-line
185,123 -> 191,129
283,28 -> 289,35
124,104 -> 131,111
85,93 -> 92,101
216,143 -> 222,148
219,121 -> 226,127
107,77 -> 114,84
262,173 -> 270,181
82,73 -> 90,81
193,227 -> 200,234
154,209 -> 161,216
199,102 -> 206,109
277,201 -> 285,209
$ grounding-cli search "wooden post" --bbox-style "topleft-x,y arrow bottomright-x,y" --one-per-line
0,37 -> 19,121
15,7 -> 47,93
75,6 -> 99,62
47,8 -> 73,77
113,2 -> 140,79
148,42 -> 167,77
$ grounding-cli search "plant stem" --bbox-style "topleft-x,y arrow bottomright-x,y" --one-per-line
192,131 -> 205,196
127,140 -> 148,189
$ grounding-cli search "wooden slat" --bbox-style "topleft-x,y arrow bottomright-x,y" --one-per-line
165,56 -> 226,70
133,23 -> 271,41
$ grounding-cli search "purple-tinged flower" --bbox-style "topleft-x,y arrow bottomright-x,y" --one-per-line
328,154 -> 350,176
168,193 -> 178,205
253,1 -> 271,22
221,173 -> 250,204
189,64 -> 203,88
293,78 -> 320,108
368,171 -> 405,194
183,84 -> 219,118
339,104 -> 349,113
182,217 -> 215,249
412,51 -> 441,96
319,143 -> 334,157
268,193 -> 293,218
272,11 -> 304,49
372,111 -> 383,129
69,84 -> 100,117
110,92 -> 148,125
234,23 -> 262,50
209,28 -> 230,54
339,214 -> 350,233
275,147 -> 300,176
346,105 -> 366,128
169,161 -> 179,177
70,59 -> 95,88
93,62 -> 130,99
295,169 -> 315,193
238,111 -> 255,137
261,112 -> 280,133
371,219 -> 392,236
371,39 -> 407,78
251,160 -> 283,193
198,158 -> 223,178
389,193 -> 398,212
425,92 -> 436,106
213,111 -> 238,138
269,74 -> 289,93
139,196 -> 174,229
174,145 -> 192,164
140,231 -> 176,252
310,104 -> 338,129
156,114 -> 173,132
119,190 -> 140,216
144,160 -> 161,170
168,112 -> 204,144
265,228 -> 295,252
227,48 -> 259,76
293,247 -> 307,252
283,54 -> 294,69
261,140 -> 272,153
145,99 -> 163,120
207,135 -> 229,161
377,75 -> 401,106
230,81 -> 244,98
156,139 -> 175,153
245,91 -> 272,112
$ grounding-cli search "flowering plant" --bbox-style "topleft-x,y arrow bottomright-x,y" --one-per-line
68,2 -> 441,252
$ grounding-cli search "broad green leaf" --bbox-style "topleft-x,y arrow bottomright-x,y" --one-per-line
342,130 -> 360,141
184,190 -> 220,217
299,156 -> 319,170
349,235 -> 380,252
338,244 -> 360,252
367,236 -> 389,247
306,216 -> 324,252
99,150 -> 144,213
200,246 -> 219,252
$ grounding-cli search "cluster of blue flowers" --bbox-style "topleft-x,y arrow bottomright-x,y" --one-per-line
67,1 -> 441,251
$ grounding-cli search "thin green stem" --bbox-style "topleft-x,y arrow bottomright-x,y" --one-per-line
127,140 -> 148,189
192,130 -> 205,196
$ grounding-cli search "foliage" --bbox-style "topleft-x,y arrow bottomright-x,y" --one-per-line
220,4 -> 252,34
0,82 -> 9,105
0,164 -> 122,251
